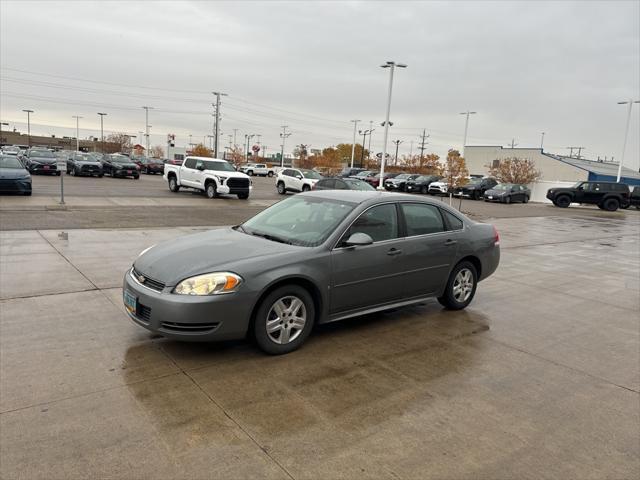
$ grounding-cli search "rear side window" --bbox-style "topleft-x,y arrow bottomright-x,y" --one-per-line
318,179 -> 335,189
184,158 -> 196,169
349,204 -> 399,242
401,203 -> 445,236
441,209 -> 464,230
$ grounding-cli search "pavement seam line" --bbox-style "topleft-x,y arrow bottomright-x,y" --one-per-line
0,287 -> 99,301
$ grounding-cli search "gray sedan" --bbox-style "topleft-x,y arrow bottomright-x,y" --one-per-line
123,191 -> 500,354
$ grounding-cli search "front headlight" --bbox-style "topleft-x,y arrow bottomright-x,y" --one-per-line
173,272 -> 242,295
215,175 -> 228,183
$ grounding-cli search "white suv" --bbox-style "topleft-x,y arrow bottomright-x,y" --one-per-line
276,168 -> 323,194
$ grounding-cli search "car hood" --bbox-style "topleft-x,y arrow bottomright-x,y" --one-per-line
204,170 -> 249,179
29,157 -> 57,164
461,184 -> 482,190
485,188 -> 507,196
75,160 -> 102,167
0,167 -> 30,179
133,228 -> 300,286
430,181 -> 447,187
388,178 -> 408,183
112,162 -> 138,169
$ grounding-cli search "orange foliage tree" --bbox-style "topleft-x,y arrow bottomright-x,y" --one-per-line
401,153 -> 443,175
226,146 -> 245,168
190,144 -> 212,157
443,149 -> 469,188
486,157 -> 541,184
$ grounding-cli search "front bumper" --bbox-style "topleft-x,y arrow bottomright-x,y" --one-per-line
484,195 -> 505,202
429,187 -> 447,194
30,163 -> 57,174
80,166 -> 102,176
122,269 -> 254,341
113,169 -> 139,177
0,179 -> 32,193
385,182 -> 403,190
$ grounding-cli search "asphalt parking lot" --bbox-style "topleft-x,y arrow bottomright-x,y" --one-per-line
1,177 -> 639,479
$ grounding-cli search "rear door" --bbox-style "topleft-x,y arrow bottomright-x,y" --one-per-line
330,203 -> 406,314
397,203 -> 459,298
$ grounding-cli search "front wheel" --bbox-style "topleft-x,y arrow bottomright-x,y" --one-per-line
603,198 -> 619,212
168,176 -> 180,192
206,182 -> 217,199
268,171 -> 274,177
277,182 -> 286,195
237,193 -> 249,200
253,285 -> 315,355
247,170 -> 254,176
554,195 -> 571,208
438,261 -> 478,310
302,184 -> 311,192
55,171 -> 61,176
420,186 -> 428,194
523,196 -> 529,204
504,195 -> 511,204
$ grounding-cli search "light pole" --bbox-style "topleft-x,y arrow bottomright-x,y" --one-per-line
460,110 -> 477,156
97,112 -> 107,153
142,106 -> 153,157
616,99 -> 639,182
359,129 -> 373,168
367,120 -> 374,159
212,91 -> 227,158
378,61 -> 407,190
540,132 -> 545,150
279,126 -> 291,167
72,116 -> 82,151
22,109 -> 34,147
245,134 -> 255,162
350,120 -> 360,168
392,140 -> 403,165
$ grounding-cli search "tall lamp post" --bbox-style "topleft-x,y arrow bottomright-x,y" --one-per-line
540,131 -> 545,150
460,110 -> 477,156
392,139 -> 403,165
142,106 -> 153,157
378,61 -> 407,190
616,99 -> 639,182
349,120 -> 360,168
22,109 -> 34,147
72,116 -> 82,151
97,112 -> 107,153
359,129 -> 373,168
280,126 -> 291,167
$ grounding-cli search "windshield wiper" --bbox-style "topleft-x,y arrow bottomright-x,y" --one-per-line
249,231 -> 294,245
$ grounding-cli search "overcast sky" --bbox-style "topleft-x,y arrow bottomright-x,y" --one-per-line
1,0 -> 639,169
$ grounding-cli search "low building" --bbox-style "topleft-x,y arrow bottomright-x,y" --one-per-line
464,146 -> 640,202
0,130 -> 119,152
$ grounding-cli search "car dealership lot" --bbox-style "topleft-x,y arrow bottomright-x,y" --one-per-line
1,195 -> 638,478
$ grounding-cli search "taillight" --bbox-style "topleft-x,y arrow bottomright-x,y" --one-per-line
493,226 -> 500,246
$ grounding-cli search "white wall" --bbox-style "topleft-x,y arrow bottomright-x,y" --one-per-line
527,180 -> 576,203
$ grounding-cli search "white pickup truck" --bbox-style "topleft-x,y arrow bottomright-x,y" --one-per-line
238,163 -> 275,177
164,156 -> 252,199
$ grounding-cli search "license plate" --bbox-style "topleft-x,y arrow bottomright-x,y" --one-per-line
43,166 -> 50,170
123,290 -> 137,313
127,170 -> 132,174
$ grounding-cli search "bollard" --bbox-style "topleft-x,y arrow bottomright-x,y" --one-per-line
60,169 -> 65,205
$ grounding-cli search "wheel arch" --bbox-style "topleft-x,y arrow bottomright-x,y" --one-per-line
456,255 -> 482,280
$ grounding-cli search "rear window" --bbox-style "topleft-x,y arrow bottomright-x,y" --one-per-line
442,209 -> 464,230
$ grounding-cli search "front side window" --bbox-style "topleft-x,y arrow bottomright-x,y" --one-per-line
348,204 -> 399,243
401,203 -> 445,236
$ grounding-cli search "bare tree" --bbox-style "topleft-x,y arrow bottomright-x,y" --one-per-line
149,145 -> 164,158
105,132 -> 133,154
486,157 -> 542,184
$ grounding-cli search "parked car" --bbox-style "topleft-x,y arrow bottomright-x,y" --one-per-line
384,173 -> 420,191
66,152 -> 103,177
133,156 -> 165,174
452,177 -> 498,200
350,170 -> 376,180
428,180 -> 450,195
366,172 -> 399,188
339,167 -> 366,178
622,186 -> 640,209
123,191 -> 500,354
1,146 -> 21,156
239,163 -> 275,177
0,155 -> 32,195
484,183 -> 531,203
313,177 -> 375,191
405,175 -> 442,194
164,158 -> 183,166
24,148 -> 60,175
102,154 -> 140,179
164,156 -> 251,199
546,181 -> 630,211
276,168 -> 323,194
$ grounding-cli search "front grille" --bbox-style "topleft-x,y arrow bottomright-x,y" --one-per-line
138,304 -> 152,321
227,178 -> 250,189
160,322 -> 220,333
132,268 -> 166,292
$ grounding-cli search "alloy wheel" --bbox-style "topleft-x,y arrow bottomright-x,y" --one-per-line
452,268 -> 474,303
266,296 -> 307,345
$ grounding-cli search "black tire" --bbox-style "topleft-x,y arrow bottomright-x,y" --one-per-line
505,195 -> 511,204
133,175 -> 140,180
253,285 -> 315,355
168,176 -> 180,192
247,170 -> 254,176
23,191 -> 32,196
70,167 -> 76,176
523,196 -> 529,204
302,184 -> 311,192
55,171 -> 61,176
555,195 -> 571,208
268,171 -> 274,177
206,182 -> 217,199
438,261 -> 478,310
237,193 -> 249,199
277,182 -> 286,195
603,198 -> 619,212
420,185 -> 428,194
98,173 -> 103,178
473,190 -> 480,200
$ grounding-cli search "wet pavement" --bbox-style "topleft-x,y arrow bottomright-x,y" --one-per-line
1,214 -> 639,479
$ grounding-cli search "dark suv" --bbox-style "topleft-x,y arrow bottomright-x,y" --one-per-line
546,181 -> 630,211
452,177 -> 498,200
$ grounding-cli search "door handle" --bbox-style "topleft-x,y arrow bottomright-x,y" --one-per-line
387,248 -> 402,256
444,239 -> 457,246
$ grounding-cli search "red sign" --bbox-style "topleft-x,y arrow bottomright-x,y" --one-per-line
252,144 -> 260,153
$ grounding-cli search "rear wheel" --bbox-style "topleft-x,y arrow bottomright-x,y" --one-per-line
504,195 -> 511,204
420,185 -> 428,194
438,261 -> 478,310
277,182 -> 286,195
237,193 -> 249,200
555,195 -> 571,208
253,285 -> 315,355
247,170 -> 254,176
268,171 -> 274,177
168,176 -> 180,192
523,195 -> 529,204
603,198 -> 619,212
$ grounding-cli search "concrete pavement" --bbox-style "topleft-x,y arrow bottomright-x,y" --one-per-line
1,215 -> 639,479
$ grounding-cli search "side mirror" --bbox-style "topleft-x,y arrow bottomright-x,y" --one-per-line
344,232 -> 374,247
296,175 -> 303,179
577,186 -> 583,191
196,165 -> 205,171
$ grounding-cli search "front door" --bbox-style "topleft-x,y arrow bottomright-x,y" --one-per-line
330,203 -> 406,314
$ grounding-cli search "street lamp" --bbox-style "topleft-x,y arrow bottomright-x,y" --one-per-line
97,113 -> 107,153
359,129 -> 373,167
142,106 -> 153,156
460,111 -> 477,156
378,61 -> 407,190
616,99 -> 640,182
350,120 -> 360,168
392,139 -> 403,165
22,109 -> 34,147
72,116 -> 83,151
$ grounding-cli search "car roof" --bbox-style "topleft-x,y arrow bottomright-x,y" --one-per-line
185,156 -> 227,162
302,189 -> 456,207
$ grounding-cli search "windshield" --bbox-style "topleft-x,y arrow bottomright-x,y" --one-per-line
30,150 -> 55,158
395,174 -> 410,179
572,181 -> 585,188
301,169 -> 322,179
0,156 -> 24,169
493,184 -> 513,191
241,196 -> 356,247
73,154 -> 94,162
110,156 -> 131,163
205,161 -> 235,172
2,147 -> 20,154
344,179 -> 375,191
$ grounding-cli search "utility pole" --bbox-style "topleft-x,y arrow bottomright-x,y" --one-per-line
418,129 -> 429,161
540,132 -> 545,150
142,106 -> 153,156
378,61 -> 407,190
359,129 -> 373,167
350,120 -> 360,168
367,120 -> 373,159
22,109 -> 34,147
279,126 -> 291,167
212,91 -> 227,158
233,129 -> 238,149
392,140 -> 403,165
97,112 -> 107,153
72,115 -> 82,151
616,99 -> 640,182
460,111 -> 477,156
245,134 -> 255,162
509,138 -> 518,149
409,140 -> 414,158
576,147 -> 585,159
